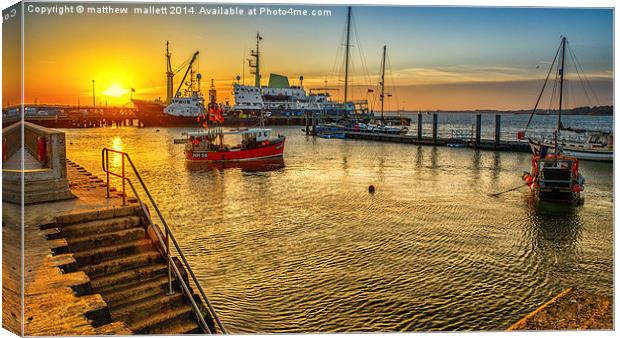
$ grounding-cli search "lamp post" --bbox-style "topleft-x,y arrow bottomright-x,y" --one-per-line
92,80 -> 96,107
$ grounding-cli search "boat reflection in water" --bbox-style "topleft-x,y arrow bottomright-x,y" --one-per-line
185,157 -> 285,173
523,193 -> 583,254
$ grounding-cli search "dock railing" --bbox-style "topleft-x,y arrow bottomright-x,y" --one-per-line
101,148 -> 226,334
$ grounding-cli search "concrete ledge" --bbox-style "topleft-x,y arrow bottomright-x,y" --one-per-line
49,254 -> 79,273
3,177 -> 75,204
82,294 -> 112,327
56,205 -> 142,225
95,321 -> 133,335
508,288 -> 613,330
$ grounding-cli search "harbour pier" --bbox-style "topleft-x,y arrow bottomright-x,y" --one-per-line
2,104 -> 138,129
308,112 -> 532,153
2,122 -> 224,335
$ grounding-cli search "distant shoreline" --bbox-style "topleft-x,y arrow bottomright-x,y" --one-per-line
387,106 -> 613,116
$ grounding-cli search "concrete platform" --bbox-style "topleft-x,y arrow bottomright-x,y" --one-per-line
507,288 -> 613,330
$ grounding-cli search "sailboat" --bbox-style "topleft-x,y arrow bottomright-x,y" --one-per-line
521,37 -> 613,162
529,130 -> 613,162
521,37 -> 585,201
315,6 -> 359,139
351,45 -> 408,135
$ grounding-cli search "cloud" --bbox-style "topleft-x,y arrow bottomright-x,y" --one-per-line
297,63 -> 613,89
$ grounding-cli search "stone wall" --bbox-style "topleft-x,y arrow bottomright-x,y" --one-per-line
2,122 -> 74,204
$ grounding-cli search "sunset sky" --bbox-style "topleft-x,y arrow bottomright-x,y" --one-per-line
5,4 -> 614,110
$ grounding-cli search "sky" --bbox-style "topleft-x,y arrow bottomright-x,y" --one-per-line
5,3 -> 614,110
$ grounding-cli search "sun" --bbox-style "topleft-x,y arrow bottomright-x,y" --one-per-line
103,84 -> 129,97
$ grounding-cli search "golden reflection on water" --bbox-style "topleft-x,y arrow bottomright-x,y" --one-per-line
62,126 -> 613,333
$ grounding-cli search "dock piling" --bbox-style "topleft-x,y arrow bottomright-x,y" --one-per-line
475,114 -> 482,146
311,112 -> 316,136
432,113 -> 438,143
417,113 -> 423,141
495,114 -> 501,145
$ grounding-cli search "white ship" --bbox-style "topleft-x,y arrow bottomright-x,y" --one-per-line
164,93 -> 205,117
229,33 -> 368,121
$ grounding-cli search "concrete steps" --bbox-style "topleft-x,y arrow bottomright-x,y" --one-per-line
102,274 -> 170,308
146,316 -> 202,334
61,216 -> 141,237
112,292 -> 185,322
55,207 -> 206,334
72,239 -> 154,266
90,264 -> 168,291
81,251 -> 164,278
128,304 -> 198,333
66,228 -> 146,252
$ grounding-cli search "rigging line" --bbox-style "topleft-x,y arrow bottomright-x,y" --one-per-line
349,13 -> 376,106
386,51 -> 400,114
567,41 -> 601,105
328,20 -> 347,95
525,41 -> 561,132
565,73 -> 570,115
352,17 -> 374,96
567,41 -> 601,106
349,17 -> 362,102
547,42 -> 563,116
569,49 -> 594,107
547,58 -> 560,116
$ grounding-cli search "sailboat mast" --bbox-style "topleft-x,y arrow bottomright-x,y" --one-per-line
556,36 -> 566,154
380,45 -> 386,121
344,6 -> 352,106
166,41 -> 174,103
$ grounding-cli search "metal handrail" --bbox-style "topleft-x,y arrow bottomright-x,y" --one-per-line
101,148 -> 227,334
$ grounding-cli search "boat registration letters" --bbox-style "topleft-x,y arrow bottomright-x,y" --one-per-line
193,152 -> 209,159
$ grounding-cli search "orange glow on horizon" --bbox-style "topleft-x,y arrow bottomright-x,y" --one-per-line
103,84 -> 129,98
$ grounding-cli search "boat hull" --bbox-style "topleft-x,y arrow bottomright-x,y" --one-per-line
185,138 -> 285,162
529,140 -> 613,162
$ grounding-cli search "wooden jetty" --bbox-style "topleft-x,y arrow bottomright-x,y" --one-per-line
307,112 -> 532,153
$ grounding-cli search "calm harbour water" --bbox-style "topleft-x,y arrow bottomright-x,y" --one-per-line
62,115 -> 613,333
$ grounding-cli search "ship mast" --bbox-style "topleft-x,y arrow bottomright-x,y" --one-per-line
556,36 -> 566,155
250,32 -> 262,88
380,45 -> 386,121
343,6 -> 352,107
166,41 -> 174,103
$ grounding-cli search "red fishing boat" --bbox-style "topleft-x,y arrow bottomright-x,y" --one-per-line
183,74 -> 286,162
522,151 -> 584,201
184,128 -> 285,162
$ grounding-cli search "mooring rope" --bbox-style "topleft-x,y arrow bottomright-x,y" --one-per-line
489,183 -> 529,197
